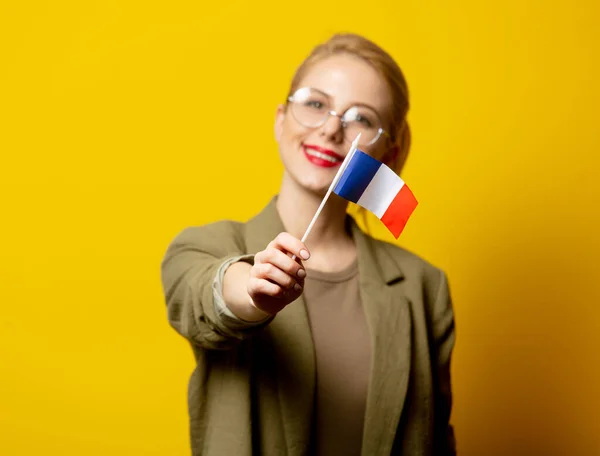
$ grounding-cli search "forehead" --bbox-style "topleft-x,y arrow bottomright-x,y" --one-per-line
296,54 -> 391,113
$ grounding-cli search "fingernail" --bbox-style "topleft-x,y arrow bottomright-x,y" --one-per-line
297,268 -> 306,279
299,249 -> 310,260
294,283 -> 303,292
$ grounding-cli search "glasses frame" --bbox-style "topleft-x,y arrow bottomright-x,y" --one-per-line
286,87 -> 389,147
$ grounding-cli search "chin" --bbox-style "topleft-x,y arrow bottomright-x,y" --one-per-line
307,184 -> 329,198
290,173 -> 331,197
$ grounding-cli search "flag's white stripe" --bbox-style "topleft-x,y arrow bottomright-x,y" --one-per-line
356,164 -> 405,218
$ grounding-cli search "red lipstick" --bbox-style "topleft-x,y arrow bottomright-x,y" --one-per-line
302,144 -> 344,168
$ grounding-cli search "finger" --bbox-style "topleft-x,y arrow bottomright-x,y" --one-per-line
270,232 -> 310,260
254,263 -> 301,290
259,248 -> 306,279
248,277 -> 284,298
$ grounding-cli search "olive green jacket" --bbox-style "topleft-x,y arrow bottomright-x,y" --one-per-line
160,198 -> 456,455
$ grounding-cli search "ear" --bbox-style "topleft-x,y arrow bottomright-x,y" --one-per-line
274,104 -> 286,142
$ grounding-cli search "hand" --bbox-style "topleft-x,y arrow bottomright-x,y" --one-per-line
247,232 -> 310,316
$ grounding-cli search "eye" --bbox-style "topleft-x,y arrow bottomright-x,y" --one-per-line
356,115 -> 372,127
305,100 -> 325,109
344,106 -> 379,129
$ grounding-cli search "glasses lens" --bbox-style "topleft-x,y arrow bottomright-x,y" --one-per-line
342,106 -> 382,146
290,88 -> 330,128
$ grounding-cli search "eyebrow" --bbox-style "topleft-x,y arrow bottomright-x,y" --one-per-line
316,87 -> 387,118
349,101 -> 380,112
333,97 -> 381,114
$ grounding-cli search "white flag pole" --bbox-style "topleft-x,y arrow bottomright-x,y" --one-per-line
299,133 -> 361,245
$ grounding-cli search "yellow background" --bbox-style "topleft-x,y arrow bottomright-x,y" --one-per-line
1,0 -> 599,454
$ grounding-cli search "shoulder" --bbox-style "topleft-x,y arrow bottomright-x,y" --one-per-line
166,219 -> 248,257
370,236 -> 448,294
368,237 -> 454,328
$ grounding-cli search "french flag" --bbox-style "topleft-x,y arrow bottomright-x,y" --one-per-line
333,150 -> 418,238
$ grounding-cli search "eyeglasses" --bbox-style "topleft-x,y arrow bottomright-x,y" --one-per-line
287,87 -> 388,147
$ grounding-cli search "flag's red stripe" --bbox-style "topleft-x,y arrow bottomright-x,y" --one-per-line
380,184 -> 418,238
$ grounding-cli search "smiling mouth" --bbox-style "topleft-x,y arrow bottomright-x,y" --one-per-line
304,148 -> 341,163
302,144 -> 344,168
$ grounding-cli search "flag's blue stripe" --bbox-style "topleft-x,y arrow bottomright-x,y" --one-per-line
333,150 -> 381,203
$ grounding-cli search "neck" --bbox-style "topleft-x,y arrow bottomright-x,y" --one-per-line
276,172 -> 351,252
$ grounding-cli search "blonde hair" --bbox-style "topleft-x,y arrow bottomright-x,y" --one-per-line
287,33 -> 411,175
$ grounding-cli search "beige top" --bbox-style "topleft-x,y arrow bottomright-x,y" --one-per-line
213,257 -> 372,455
304,260 -> 372,456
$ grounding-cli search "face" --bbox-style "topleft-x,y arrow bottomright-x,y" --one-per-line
274,54 -> 395,196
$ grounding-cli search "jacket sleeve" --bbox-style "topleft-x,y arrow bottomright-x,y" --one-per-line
160,221 -> 273,350
432,270 -> 457,455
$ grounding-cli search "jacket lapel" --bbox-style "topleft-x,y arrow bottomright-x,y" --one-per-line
245,198 -> 316,456
352,224 -> 412,456
245,199 -> 411,456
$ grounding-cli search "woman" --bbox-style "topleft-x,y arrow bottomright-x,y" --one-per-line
161,33 -> 456,455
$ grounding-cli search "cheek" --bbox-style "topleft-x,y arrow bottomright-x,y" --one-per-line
280,117 -> 312,143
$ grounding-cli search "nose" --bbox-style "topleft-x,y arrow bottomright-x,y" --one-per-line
319,111 -> 344,143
